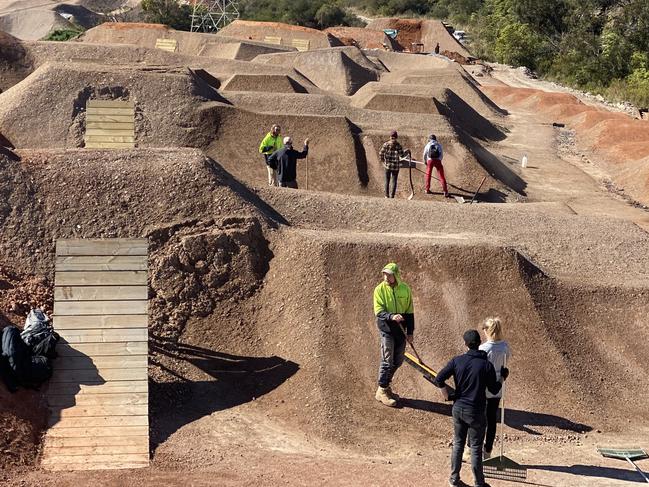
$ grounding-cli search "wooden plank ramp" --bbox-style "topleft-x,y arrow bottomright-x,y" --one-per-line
84,100 -> 136,149
42,239 -> 149,471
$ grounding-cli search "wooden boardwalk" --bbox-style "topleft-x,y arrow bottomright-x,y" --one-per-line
42,239 -> 149,471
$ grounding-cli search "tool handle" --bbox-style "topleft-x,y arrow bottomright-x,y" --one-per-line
470,176 -> 487,204
627,458 -> 649,483
499,355 -> 507,459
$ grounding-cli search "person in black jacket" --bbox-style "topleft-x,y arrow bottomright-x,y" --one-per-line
433,329 -> 509,487
267,137 -> 309,189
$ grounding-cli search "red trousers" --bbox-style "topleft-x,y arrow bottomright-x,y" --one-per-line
425,159 -> 448,194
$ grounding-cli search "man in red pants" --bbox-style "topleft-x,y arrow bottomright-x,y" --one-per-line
423,134 -> 449,197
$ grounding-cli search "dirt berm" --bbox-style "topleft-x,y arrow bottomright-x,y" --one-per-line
253,46 -> 383,96
216,19 -> 343,49
79,22 -> 297,60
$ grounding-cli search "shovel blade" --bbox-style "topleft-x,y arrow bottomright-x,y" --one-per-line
454,196 -> 466,204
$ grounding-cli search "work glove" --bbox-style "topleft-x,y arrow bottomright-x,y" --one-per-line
500,366 -> 510,380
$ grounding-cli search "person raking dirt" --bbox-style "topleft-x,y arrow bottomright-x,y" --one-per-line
373,262 -> 414,407
432,329 -> 509,487
267,136 -> 310,189
423,134 -> 449,197
258,124 -> 283,187
379,130 -> 411,198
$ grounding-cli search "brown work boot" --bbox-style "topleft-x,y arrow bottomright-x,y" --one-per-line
385,386 -> 400,400
375,386 -> 397,407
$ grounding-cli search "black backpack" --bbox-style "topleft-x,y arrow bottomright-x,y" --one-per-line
428,142 -> 441,160
22,309 -> 59,359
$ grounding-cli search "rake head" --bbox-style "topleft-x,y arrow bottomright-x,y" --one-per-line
483,454 -> 528,481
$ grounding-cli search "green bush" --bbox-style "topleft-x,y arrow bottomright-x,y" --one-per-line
494,23 -> 545,70
44,28 -> 84,41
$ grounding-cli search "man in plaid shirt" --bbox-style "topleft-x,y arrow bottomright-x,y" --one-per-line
379,130 -> 410,198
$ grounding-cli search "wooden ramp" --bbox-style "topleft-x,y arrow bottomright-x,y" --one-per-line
84,100 -> 136,149
42,239 -> 149,471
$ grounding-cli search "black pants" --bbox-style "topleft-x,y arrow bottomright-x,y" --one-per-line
384,169 -> 399,198
485,397 -> 501,452
451,404 -> 487,486
279,180 -> 298,189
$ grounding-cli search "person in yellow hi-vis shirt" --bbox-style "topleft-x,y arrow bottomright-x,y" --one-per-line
258,124 -> 283,186
373,262 -> 414,407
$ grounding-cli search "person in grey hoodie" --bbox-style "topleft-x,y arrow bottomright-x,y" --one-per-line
479,317 -> 512,458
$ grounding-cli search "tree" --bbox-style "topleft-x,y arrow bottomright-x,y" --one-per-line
141,0 -> 192,31
494,22 -> 546,69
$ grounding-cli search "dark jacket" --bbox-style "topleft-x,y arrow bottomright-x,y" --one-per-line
267,145 -> 308,183
433,349 -> 501,410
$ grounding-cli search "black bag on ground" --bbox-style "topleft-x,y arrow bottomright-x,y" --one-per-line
2,325 -> 31,380
22,308 -> 59,359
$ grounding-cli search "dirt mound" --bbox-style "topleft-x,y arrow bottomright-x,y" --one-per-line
0,30 -> 32,92
366,18 -> 470,56
216,19 -> 342,50
205,104 -> 372,194
80,23 -> 296,59
0,9 -> 72,40
198,39 -> 295,61
253,46 -> 382,95
364,48 -> 453,72
221,74 -> 308,94
324,27 -> 389,50
0,62 -> 226,149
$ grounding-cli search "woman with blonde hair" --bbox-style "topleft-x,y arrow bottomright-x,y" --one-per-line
479,317 -> 511,458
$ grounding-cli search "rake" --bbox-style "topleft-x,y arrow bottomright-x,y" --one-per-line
597,447 -> 649,483
483,358 -> 528,482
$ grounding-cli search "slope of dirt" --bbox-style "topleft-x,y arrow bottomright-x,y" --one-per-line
483,84 -> 649,206
0,29 -> 32,91
79,22 -> 297,59
364,48 -> 454,72
204,105 -> 372,195
253,46 -> 382,96
0,148 -> 269,273
220,73 -> 308,94
0,9 -> 72,40
366,18 -> 470,56
324,26 -> 389,49
197,40 -> 295,61
0,62 -> 225,149
216,19 -> 342,50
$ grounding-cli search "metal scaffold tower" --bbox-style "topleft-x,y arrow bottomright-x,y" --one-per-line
190,0 -> 240,33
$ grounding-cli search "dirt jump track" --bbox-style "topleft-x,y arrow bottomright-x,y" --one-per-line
1,18 -> 649,487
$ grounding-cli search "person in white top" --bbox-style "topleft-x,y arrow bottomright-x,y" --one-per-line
479,317 -> 512,458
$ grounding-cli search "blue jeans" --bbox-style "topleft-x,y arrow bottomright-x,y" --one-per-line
450,404 -> 487,487
377,331 -> 405,387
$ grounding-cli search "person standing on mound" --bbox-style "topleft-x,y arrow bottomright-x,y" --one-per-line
373,262 -> 414,407
433,330 -> 509,487
258,124 -> 283,186
423,134 -> 449,197
479,317 -> 511,460
267,136 -> 309,189
379,130 -> 410,198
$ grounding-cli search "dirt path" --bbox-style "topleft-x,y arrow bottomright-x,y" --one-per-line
474,66 -> 649,230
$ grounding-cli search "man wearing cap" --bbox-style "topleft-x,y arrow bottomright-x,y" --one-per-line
373,262 -> 414,407
433,330 -> 509,487
423,134 -> 449,197
259,124 -> 283,186
267,136 -> 310,189
378,130 -> 410,198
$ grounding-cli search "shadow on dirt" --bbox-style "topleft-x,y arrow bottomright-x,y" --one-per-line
149,337 -> 299,451
205,157 -> 289,227
527,464 -> 647,483
400,398 -> 591,435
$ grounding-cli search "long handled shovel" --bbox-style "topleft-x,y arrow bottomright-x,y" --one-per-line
483,358 -> 528,482
305,154 -> 309,190
407,153 -> 415,200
